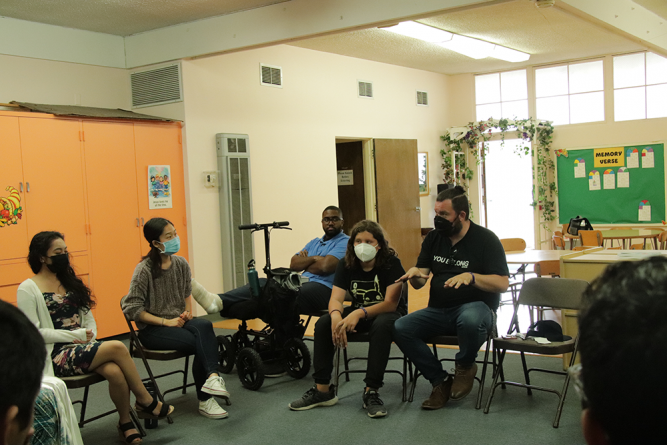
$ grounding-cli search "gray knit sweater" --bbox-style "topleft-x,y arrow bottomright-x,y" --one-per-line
122,256 -> 192,329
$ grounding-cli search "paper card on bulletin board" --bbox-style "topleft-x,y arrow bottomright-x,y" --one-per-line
557,143 -> 665,224
148,165 -> 173,209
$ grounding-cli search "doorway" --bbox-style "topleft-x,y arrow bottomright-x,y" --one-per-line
335,141 -> 366,234
480,139 -> 535,248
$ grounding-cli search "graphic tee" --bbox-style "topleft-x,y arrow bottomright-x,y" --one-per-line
333,255 -> 407,314
417,222 -> 509,310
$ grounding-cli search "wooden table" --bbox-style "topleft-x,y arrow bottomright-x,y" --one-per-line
563,229 -> 663,249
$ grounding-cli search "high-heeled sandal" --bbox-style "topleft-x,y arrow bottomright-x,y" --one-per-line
135,396 -> 174,420
117,422 -> 142,444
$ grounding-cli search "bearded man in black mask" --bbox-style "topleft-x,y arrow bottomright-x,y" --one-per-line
393,186 -> 509,410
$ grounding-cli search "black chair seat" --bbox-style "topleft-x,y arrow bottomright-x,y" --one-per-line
492,338 -> 576,355
61,373 -> 105,389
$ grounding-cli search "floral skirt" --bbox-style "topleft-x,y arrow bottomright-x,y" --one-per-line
52,340 -> 103,377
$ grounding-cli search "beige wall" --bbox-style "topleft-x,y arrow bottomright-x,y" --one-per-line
0,53 -> 130,107
179,44 -> 453,292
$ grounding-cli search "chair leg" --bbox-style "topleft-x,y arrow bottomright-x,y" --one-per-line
343,348 -> 350,382
129,407 -> 146,437
484,348 -> 507,414
475,336 -> 492,410
333,347 -> 340,395
78,385 -> 91,428
520,352 -> 532,396
182,356 -> 189,395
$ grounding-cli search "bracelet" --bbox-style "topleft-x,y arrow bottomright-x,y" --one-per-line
470,273 -> 475,285
329,309 -> 342,316
360,307 -> 368,318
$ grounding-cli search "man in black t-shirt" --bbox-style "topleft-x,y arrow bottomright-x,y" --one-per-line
394,187 -> 509,410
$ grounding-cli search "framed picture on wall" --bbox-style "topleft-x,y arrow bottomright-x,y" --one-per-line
418,152 -> 429,196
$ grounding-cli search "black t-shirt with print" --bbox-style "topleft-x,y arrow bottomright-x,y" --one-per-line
417,221 -> 509,310
333,255 -> 407,314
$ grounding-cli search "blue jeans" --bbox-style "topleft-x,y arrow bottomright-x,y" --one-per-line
138,318 -> 220,401
393,302 -> 492,387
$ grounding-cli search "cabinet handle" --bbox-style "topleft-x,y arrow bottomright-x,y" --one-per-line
26,182 -> 30,192
19,182 -> 23,192
141,217 -> 144,226
136,218 -> 140,227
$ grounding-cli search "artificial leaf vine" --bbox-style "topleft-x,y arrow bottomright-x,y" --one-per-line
440,118 -> 556,228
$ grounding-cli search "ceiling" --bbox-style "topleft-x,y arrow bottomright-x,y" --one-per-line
0,0 -> 663,75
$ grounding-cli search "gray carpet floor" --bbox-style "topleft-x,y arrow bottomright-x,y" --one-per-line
70,328 -> 585,445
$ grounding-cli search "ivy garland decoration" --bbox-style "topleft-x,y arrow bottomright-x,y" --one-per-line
440,118 -> 556,227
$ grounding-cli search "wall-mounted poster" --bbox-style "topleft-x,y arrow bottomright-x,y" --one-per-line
574,158 -> 586,178
148,165 -> 173,209
418,152 -> 429,196
642,147 -> 655,168
588,170 -> 601,191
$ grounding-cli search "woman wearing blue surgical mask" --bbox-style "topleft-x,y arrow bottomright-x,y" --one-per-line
122,218 -> 230,421
18,231 -> 171,445
289,220 -> 406,418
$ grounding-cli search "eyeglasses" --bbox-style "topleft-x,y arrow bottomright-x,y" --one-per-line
322,217 -> 341,223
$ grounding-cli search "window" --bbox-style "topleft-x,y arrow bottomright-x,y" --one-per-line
613,52 -> 667,121
535,60 -> 604,125
475,70 -> 528,122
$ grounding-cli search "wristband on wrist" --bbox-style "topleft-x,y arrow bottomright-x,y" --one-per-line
470,272 -> 475,285
360,307 -> 368,318
330,309 -> 342,316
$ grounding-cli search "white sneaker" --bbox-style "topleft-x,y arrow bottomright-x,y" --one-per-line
198,398 -> 229,419
202,375 -> 230,398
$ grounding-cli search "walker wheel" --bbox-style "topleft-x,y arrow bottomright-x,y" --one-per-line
217,335 -> 236,374
236,347 -> 265,390
284,338 -> 311,379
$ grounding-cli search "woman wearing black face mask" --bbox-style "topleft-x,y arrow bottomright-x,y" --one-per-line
18,231 -> 173,444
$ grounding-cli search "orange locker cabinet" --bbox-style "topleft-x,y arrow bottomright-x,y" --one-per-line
0,111 -> 188,338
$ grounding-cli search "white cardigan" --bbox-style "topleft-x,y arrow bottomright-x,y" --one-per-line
17,279 -> 97,377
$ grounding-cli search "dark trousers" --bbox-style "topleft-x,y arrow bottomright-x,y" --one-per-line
138,318 -> 220,401
312,307 -> 401,389
220,280 -> 332,317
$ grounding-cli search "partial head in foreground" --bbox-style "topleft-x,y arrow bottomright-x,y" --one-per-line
578,256 -> 667,445
0,300 -> 46,445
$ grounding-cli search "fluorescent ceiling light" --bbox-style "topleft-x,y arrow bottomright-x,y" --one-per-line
439,34 -> 495,59
379,21 -> 530,63
492,45 -> 531,62
381,21 -> 452,43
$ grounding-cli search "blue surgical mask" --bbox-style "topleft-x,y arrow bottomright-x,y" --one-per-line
159,236 -> 180,255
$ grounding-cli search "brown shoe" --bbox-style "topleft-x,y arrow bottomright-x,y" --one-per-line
450,362 -> 478,400
421,378 -> 453,410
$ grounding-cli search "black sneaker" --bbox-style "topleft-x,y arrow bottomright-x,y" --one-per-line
289,386 -> 338,411
362,389 -> 387,418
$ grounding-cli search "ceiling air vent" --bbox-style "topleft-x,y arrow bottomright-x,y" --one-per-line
260,64 -> 282,87
358,81 -> 373,99
417,91 -> 429,106
130,63 -> 183,108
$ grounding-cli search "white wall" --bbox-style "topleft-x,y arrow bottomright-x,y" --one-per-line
180,44 -> 453,292
0,53 -> 130,108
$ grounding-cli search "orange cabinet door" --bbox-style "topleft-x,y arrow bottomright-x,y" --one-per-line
133,123 -> 189,260
19,118 -> 88,253
83,121 -> 143,337
0,116 -> 29,261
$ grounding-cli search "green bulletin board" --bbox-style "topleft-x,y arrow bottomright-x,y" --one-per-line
557,143 -> 665,224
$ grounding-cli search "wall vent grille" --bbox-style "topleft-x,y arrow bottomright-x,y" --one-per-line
417,91 -> 429,106
130,64 -> 182,108
260,64 -> 282,87
358,81 -> 373,98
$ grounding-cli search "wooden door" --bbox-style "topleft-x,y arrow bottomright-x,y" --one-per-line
83,121 -> 143,337
0,116 -> 29,261
374,139 -> 421,269
133,123 -> 189,259
336,141 -> 366,233
19,118 -> 88,253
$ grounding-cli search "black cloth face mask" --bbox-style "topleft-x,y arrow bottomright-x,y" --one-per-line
434,215 -> 462,237
47,253 -> 70,274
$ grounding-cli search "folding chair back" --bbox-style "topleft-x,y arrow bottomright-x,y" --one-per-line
579,230 -> 603,247
517,277 -> 585,311
534,261 -> 560,278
